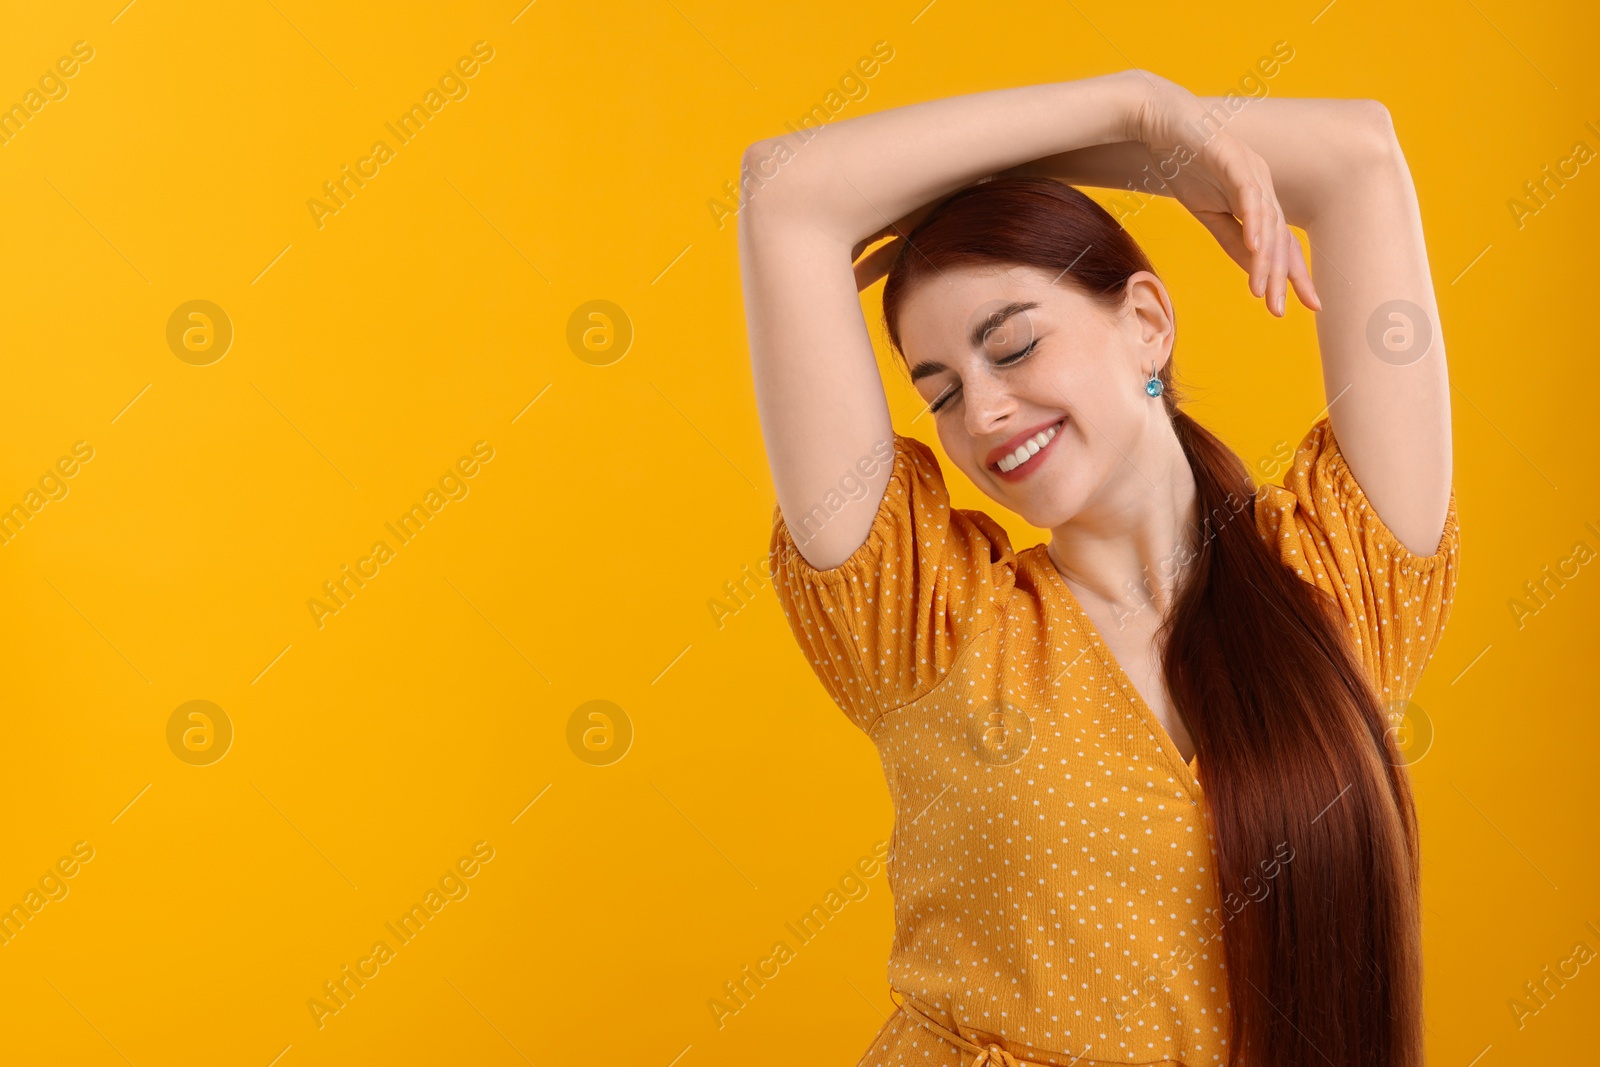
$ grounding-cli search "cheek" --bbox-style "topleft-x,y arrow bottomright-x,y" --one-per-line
1037,426 -> 1109,505
1062,367 -> 1142,441
1014,348 -> 1089,409
936,426 -> 972,474
936,428 -> 1004,497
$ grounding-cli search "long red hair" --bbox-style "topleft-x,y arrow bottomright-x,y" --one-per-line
879,176 -> 1423,1067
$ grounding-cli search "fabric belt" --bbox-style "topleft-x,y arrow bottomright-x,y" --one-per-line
889,988 -> 1048,1067
889,988 -> 1192,1067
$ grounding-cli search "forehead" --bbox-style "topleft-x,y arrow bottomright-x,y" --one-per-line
901,262 -> 1047,318
898,263 -> 1088,356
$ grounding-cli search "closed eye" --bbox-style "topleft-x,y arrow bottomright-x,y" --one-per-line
927,339 -> 1040,414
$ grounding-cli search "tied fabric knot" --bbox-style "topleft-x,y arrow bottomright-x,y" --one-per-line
890,989 -> 1040,1066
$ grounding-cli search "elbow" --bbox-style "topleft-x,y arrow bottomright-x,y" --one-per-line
739,135 -> 812,215
1350,98 -> 1403,167
740,138 -> 774,178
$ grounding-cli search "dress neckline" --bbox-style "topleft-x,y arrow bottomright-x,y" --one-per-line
1032,544 -> 1203,801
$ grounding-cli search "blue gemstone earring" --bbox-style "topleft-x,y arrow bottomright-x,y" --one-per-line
1144,362 -> 1163,397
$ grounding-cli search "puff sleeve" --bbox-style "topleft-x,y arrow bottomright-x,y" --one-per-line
768,433 -> 1017,734
1254,415 -> 1462,706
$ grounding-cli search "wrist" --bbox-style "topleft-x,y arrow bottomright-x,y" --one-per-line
1115,68 -> 1180,145
1115,68 -> 1156,144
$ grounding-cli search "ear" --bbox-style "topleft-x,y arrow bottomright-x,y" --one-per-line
1123,270 -> 1175,371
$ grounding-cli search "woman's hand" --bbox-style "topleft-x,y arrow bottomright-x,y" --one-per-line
849,71 -> 1322,315
850,199 -> 940,292
1127,70 -> 1321,317
849,164 -> 1042,292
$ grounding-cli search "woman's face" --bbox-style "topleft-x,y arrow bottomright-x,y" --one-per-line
897,263 -> 1176,530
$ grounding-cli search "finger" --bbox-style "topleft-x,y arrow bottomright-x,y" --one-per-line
852,228 -> 893,266
1250,166 -> 1292,314
859,214 -> 912,258
1282,225 -> 1296,315
1286,228 -> 1322,311
852,224 -> 893,263
1271,221 -> 1292,317
1195,210 -> 1252,274
1264,203 -> 1287,314
853,238 -> 900,292
1246,186 -> 1265,256
1246,188 -> 1271,299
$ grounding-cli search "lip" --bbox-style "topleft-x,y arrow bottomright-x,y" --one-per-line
986,417 -> 1067,482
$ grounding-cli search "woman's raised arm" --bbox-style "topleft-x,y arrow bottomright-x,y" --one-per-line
1010,96 -> 1451,557
739,70 -> 1154,571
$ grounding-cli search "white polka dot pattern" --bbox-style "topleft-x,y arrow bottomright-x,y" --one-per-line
1255,416 -> 1461,708
767,417 -> 1460,1066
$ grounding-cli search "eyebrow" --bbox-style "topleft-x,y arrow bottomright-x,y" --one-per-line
907,300 -> 1042,384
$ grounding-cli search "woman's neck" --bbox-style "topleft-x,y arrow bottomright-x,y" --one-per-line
1045,419 -> 1201,622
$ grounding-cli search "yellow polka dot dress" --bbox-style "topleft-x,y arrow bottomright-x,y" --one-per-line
768,416 -> 1461,1067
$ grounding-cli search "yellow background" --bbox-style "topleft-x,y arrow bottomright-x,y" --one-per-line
0,0 -> 1595,1063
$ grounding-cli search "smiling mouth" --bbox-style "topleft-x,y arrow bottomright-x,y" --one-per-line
992,418 -> 1066,477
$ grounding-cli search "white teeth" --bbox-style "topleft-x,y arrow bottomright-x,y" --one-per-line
997,422 -> 1060,472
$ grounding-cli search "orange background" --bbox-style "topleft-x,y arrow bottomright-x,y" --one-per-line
0,1 -> 1594,1064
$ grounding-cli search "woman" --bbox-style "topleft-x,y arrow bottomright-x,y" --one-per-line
738,68 -> 1459,1067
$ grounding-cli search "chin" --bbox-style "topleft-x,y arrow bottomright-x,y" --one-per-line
997,480 -> 1080,531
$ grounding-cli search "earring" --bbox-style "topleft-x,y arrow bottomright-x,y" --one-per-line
1144,362 -> 1163,398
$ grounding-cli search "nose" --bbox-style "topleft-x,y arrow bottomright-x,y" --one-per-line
961,371 -> 1017,438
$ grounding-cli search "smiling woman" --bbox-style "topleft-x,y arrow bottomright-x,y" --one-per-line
741,68 -> 1459,1067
